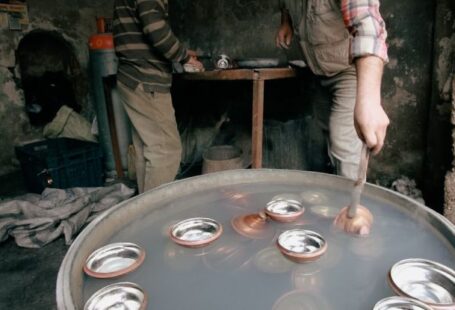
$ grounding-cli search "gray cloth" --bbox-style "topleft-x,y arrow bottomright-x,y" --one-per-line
0,183 -> 135,248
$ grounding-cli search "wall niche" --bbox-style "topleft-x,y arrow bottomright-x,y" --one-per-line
16,29 -> 83,126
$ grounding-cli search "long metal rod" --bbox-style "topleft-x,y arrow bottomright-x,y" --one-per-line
348,143 -> 370,218
252,76 -> 264,168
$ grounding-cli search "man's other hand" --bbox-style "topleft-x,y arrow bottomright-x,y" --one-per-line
275,23 -> 293,49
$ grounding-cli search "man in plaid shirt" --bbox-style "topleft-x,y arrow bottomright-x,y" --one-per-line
276,0 -> 389,180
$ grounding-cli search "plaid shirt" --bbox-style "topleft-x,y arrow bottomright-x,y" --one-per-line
341,0 -> 388,63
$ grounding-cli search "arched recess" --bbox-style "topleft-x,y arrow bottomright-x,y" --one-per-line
16,29 -> 85,126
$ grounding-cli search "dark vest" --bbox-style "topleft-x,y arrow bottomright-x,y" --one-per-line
284,0 -> 352,76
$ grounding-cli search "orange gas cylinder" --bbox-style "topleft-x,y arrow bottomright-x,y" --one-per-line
88,33 -> 114,50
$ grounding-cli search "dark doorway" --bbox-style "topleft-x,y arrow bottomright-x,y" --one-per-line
16,30 -> 82,126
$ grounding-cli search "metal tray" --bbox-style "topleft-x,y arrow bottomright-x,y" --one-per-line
235,58 -> 281,68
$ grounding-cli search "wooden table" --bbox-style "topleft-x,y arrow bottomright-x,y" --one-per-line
177,67 -> 297,168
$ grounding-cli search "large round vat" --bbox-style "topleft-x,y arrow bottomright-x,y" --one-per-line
56,170 -> 455,309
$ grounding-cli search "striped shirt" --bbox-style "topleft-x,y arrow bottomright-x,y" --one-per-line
113,0 -> 189,93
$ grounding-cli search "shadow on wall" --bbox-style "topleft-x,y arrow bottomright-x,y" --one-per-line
16,30 -> 83,127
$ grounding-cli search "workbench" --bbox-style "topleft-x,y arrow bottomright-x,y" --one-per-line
177,67 -> 297,168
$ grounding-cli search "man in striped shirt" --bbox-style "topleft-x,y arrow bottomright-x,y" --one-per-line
113,0 -> 203,193
276,0 -> 389,180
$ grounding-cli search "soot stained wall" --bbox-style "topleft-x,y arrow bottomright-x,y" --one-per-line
0,0 -> 112,176
170,0 -> 451,209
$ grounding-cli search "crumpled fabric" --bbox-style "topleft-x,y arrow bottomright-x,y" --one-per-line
0,183 -> 135,248
43,105 -> 98,143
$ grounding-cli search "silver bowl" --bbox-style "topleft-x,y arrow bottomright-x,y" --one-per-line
388,258 -> 455,309
276,229 -> 327,263
83,242 -> 145,278
169,217 -> 223,248
84,282 -> 147,310
265,194 -> 305,223
373,296 -> 433,310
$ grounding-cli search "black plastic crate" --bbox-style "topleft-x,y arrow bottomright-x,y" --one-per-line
15,138 -> 104,193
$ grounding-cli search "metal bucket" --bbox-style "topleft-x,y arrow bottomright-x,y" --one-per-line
56,170 -> 455,310
201,145 -> 243,174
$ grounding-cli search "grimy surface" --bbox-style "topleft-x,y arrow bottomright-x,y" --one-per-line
82,183 -> 455,310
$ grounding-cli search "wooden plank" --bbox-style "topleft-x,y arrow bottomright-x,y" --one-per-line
255,68 -> 297,80
252,78 -> 265,168
177,67 -> 296,81
177,69 -> 254,81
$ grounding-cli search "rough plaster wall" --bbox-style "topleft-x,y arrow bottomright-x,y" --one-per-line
369,1 -> 435,186
444,77 -> 455,224
170,0 -> 302,61
170,0 -> 435,187
0,0 -> 113,176
424,0 -> 455,211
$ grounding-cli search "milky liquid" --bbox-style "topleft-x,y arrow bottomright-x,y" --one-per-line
83,183 -> 455,309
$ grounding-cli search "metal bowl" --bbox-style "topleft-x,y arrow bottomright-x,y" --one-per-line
276,229 -> 327,263
373,296 -> 433,310
169,217 -> 223,248
388,258 -> 455,309
84,282 -> 147,310
265,194 -> 305,223
83,242 -> 145,278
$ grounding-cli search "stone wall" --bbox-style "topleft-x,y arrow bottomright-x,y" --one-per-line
0,0 -> 453,213
0,0 -> 112,175
170,0 -> 445,199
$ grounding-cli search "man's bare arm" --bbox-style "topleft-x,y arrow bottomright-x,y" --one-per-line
354,56 -> 390,155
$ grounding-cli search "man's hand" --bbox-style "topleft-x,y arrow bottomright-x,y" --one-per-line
184,55 -> 204,72
275,10 -> 293,49
354,56 -> 390,155
187,49 -> 198,57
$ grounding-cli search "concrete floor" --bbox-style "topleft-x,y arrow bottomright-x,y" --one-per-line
0,171 -> 138,310
0,238 -> 68,309
0,166 -> 197,309
0,171 -> 68,309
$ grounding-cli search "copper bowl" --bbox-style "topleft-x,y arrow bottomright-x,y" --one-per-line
169,217 -> 223,248
84,282 -> 147,310
388,258 -> 455,310
277,229 -> 327,263
83,242 -> 145,279
373,296 -> 433,310
265,194 -> 305,223
231,212 -> 272,239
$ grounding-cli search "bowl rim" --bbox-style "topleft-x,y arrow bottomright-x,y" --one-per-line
373,296 -> 433,310
387,258 -> 455,308
276,229 -> 328,261
83,242 -> 146,279
169,217 -> 223,247
84,282 -> 147,310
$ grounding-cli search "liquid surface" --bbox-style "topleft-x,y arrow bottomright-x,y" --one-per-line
83,183 -> 455,310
